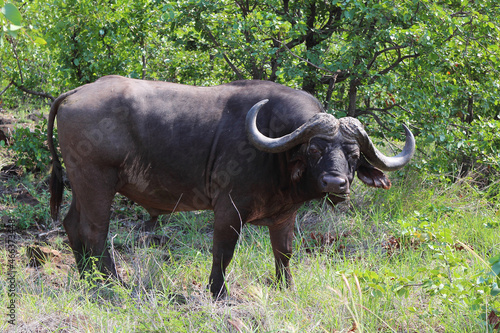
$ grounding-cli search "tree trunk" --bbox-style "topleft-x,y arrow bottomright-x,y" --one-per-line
466,95 -> 473,124
302,2 -> 318,95
323,76 -> 336,110
347,78 -> 359,117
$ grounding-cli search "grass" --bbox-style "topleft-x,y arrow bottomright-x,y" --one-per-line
1,169 -> 499,332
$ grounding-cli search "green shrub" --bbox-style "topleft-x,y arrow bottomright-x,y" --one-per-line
0,199 -> 50,229
5,115 -> 54,172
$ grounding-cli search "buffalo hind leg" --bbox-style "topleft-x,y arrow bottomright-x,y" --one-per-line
63,195 -> 87,273
63,172 -> 118,280
268,215 -> 295,289
208,200 -> 243,298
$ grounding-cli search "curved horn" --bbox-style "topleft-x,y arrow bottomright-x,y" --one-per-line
340,118 -> 415,171
245,99 -> 339,153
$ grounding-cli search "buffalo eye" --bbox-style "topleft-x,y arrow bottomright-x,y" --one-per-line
349,152 -> 360,161
343,145 -> 360,161
344,146 -> 360,169
308,144 -> 322,158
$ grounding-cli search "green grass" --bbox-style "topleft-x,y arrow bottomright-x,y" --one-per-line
1,171 -> 500,332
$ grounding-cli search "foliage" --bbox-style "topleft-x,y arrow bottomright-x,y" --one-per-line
396,207 -> 500,312
0,0 -> 498,179
342,179 -> 500,329
0,198 -> 49,229
0,174 -> 51,229
0,1 -> 48,109
6,115 -> 52,172
0,0 -> 45,43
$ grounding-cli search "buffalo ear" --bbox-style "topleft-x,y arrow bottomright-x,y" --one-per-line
357,156 -> 392,189
289,158 -> 306,183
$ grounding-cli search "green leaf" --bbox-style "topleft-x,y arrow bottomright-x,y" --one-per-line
1,3 -> 23,26
34,37 -> 47,45
491,283 -> 500,296
491,260 -> 500,277
8,23 -> 23,31
489,253 -> 500,265
6,28 -> 20,37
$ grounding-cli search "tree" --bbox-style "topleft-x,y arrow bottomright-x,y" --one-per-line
0,1 -> 49,105
1,0 -> 498,177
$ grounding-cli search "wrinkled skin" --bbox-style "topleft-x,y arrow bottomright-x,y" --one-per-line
48,76 -> 414,298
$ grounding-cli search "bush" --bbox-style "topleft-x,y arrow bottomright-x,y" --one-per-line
1,201 -> 50,229
5,115 -> 53,172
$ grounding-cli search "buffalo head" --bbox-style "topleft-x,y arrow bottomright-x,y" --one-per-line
246,99 -> 415,203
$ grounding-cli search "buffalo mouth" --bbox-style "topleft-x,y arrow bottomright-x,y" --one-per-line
325,193 -> 350,205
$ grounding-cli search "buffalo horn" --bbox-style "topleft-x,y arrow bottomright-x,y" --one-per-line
340,117 -> 415,171
246,99 -> 339,153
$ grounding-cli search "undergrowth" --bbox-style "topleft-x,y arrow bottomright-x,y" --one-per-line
1,170 -> 499,332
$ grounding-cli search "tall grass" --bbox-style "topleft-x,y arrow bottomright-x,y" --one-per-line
1,171 -> 499,332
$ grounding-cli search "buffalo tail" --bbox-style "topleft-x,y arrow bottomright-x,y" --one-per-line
47,89 -> 78,221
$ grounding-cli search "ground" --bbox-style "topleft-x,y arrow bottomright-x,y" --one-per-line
1,107 -> 500,332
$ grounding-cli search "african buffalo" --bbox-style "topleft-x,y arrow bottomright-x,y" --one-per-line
48,75 -> 415,298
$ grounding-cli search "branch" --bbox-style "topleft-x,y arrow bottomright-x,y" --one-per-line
7,38 -> 24,84
284,7 -> 342,50
0,81 -> 13,97
203,29 -> 245,80
366,45 -> 405,71
355,109 -> 392,132
395,104 -> 414,116
323,74 -> 338,110
255,4 -> 343,82
443,18 -> 473,44
270,35 -> 343,76
356,104 -> 398,119
451,11 -> 471,17
362,43 -> 420,85
376,53 -> 420,78
319,6 -> 342,33
11,81 -> 55,101
320,72 -> 350,84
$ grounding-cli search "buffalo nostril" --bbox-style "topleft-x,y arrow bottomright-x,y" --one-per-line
320,175 -> 349,193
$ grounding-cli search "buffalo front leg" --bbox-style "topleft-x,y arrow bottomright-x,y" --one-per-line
208,202 -> 243,299
268,215 -> 295,289
141,214 -> 159,232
